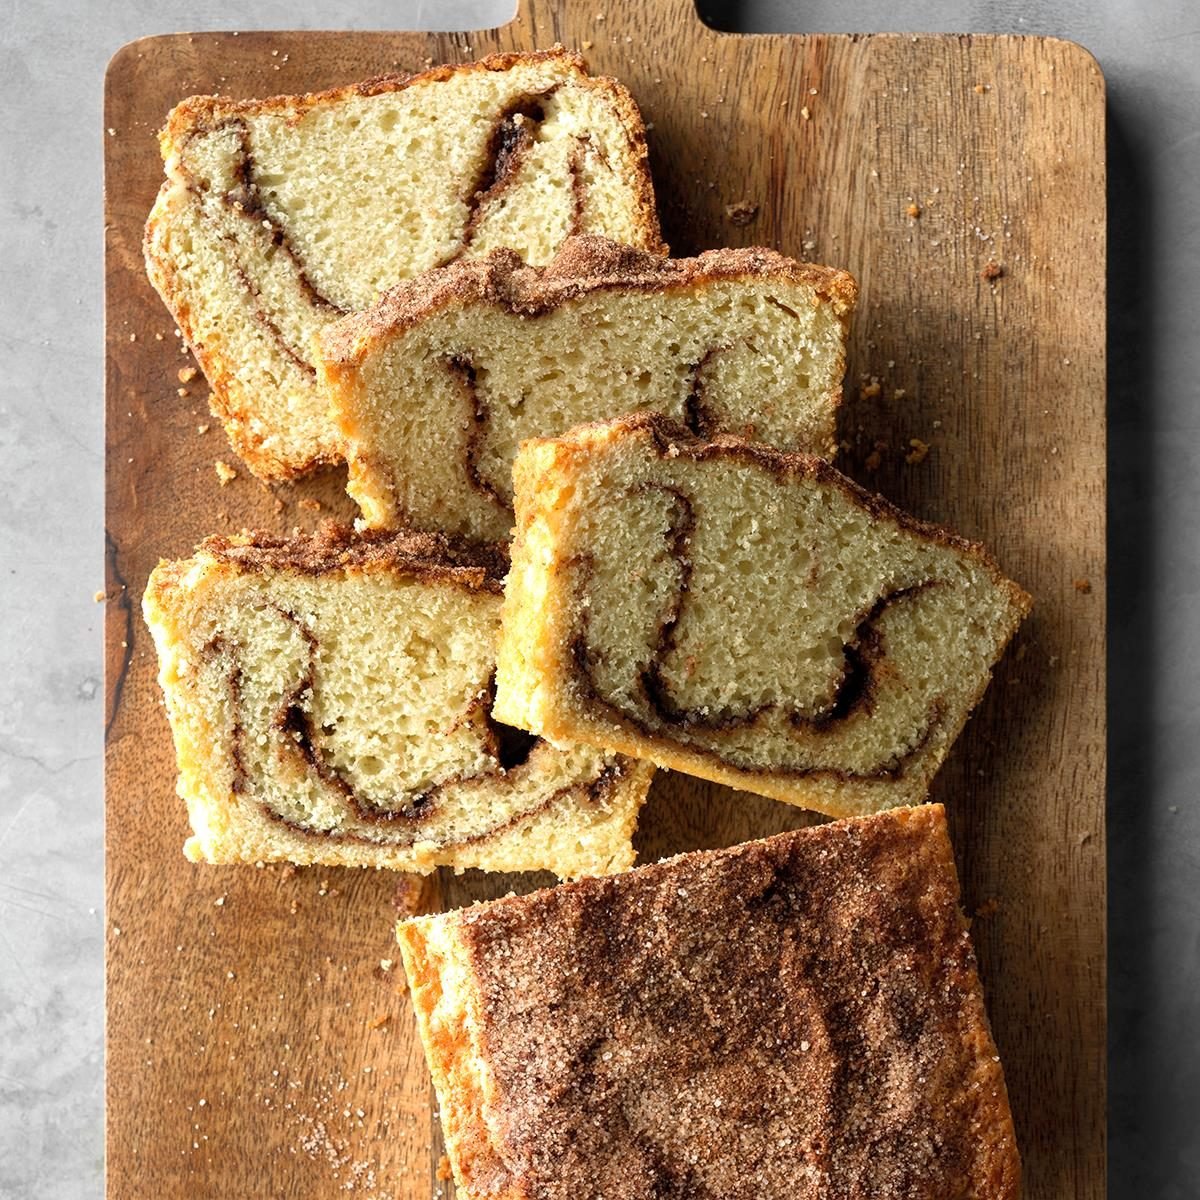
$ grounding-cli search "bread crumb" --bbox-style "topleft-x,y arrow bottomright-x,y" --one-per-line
128,333 -> 136,342
892,387 -> 908,402
297,497 -> 322,513
437,1154 -> 454,1181
379,958 -> 394,973
582,39 -> 593,50
724,199 -> 759,226
858,377 -> 882,401
973,83 -> 990,94
864,442 -> 887,472
1073,578 -> 1092,594
905,202 -> 921,219
177,387 -> 190,397
215,461 -> 237,486
367,1012 -> 391,1030
93,589 -> 106,603
178,366 -> 199,384
800,105 -> 811,120
905,437 -> 930,465
981,260 -> 1004,281
197,424 -> 209,435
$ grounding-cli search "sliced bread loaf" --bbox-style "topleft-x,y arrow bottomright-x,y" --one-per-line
144,48 -> 664,480
143,524 -> 652,878
398,804 -> 1020,1200
494,413 -> 1031,817
316,235 -> 856,541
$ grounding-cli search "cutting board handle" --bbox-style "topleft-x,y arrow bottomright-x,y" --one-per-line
508,0 -> 706,43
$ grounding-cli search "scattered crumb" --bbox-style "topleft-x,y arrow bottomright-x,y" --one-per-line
437,1154 -> 454,1182
392,875 -> 429,918
905,437 -> 931,465
215,461 -> 237,486
906,202 -> 921,219
274,497 -> 286,515
981,260 -> 1004,281
892,387 -> 908,401
178,366 -> 199,384
367,1012 -> 391,1030
177,387 -> 190,397
379,958 -> 394,974
974,897 -> 1001,919
297,497 -> 322,513
864,441 -> 887,472
197,424 -> 210,435
1073,578 -> 1092,594
582,39 -> 593,50
93,589 -> 106,603
214,896 -> 226,907
724,199 -> 759,226
858,377 -> 882,401
128,333 -> 136,342
154,332 -> 164,341
973,83 -> 990,94
800,105 -> 811,120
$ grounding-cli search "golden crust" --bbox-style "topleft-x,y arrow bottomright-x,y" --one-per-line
316,236 -> 855,368
496,413 -> 1032,817
399,805 -> 1021,1199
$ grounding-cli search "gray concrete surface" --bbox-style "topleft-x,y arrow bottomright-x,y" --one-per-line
0,1 -> 1195,1196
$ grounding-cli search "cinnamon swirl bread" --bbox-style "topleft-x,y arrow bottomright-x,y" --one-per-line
495,413 -> 1031,817
143,48 -> 664,480
316,235 -> 856,541
397,804 -> 1020,1200
142,525 -> 652,878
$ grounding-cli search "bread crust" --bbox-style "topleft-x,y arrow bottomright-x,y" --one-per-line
398,805 -> 1021,1199
316,235 -> 856,367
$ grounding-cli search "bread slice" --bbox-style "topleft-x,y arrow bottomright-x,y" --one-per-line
142,524 -> 653,878
143,48 -> 664,481
495,413 -> 1031,817
397,804 -> 1021,1200
315,235 -> 857,541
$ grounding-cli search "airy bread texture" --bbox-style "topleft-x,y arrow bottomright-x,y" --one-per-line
142,525 -> 652,878
397,805 -> 1021,1200
143,48 -> 664,480
495,413 -> 1031,817
316,235 -> 856,541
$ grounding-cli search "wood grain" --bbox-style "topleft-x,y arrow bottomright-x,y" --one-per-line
104,4 -> 1106,1197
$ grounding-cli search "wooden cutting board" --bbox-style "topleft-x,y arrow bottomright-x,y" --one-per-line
104,3 -> 1106,1196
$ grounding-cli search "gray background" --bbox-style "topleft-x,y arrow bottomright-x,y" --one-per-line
0,0 -> 1194,1195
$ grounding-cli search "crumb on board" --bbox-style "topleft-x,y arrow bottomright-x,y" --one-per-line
858,377 -> 882,401
982,260 -> 1004,281
177,387 -> 190,397
178,366 -> 199,384
215,461 -> 237,486
93,589 -> 106,603
864,441 -> 887,472
379,958 -> 393,974
367,1012 -> 391,1031
892,387 -> 908,402
437,1154 -> 454,1182
973,83 -> 990,94
298,497 -> 323,513
197,424 -> 209,435
905,437 -> 931,465
1074,578 -> 1092,594
724,199 -> 759,226
906,202 -> 921,219
800,105 -> 811,120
